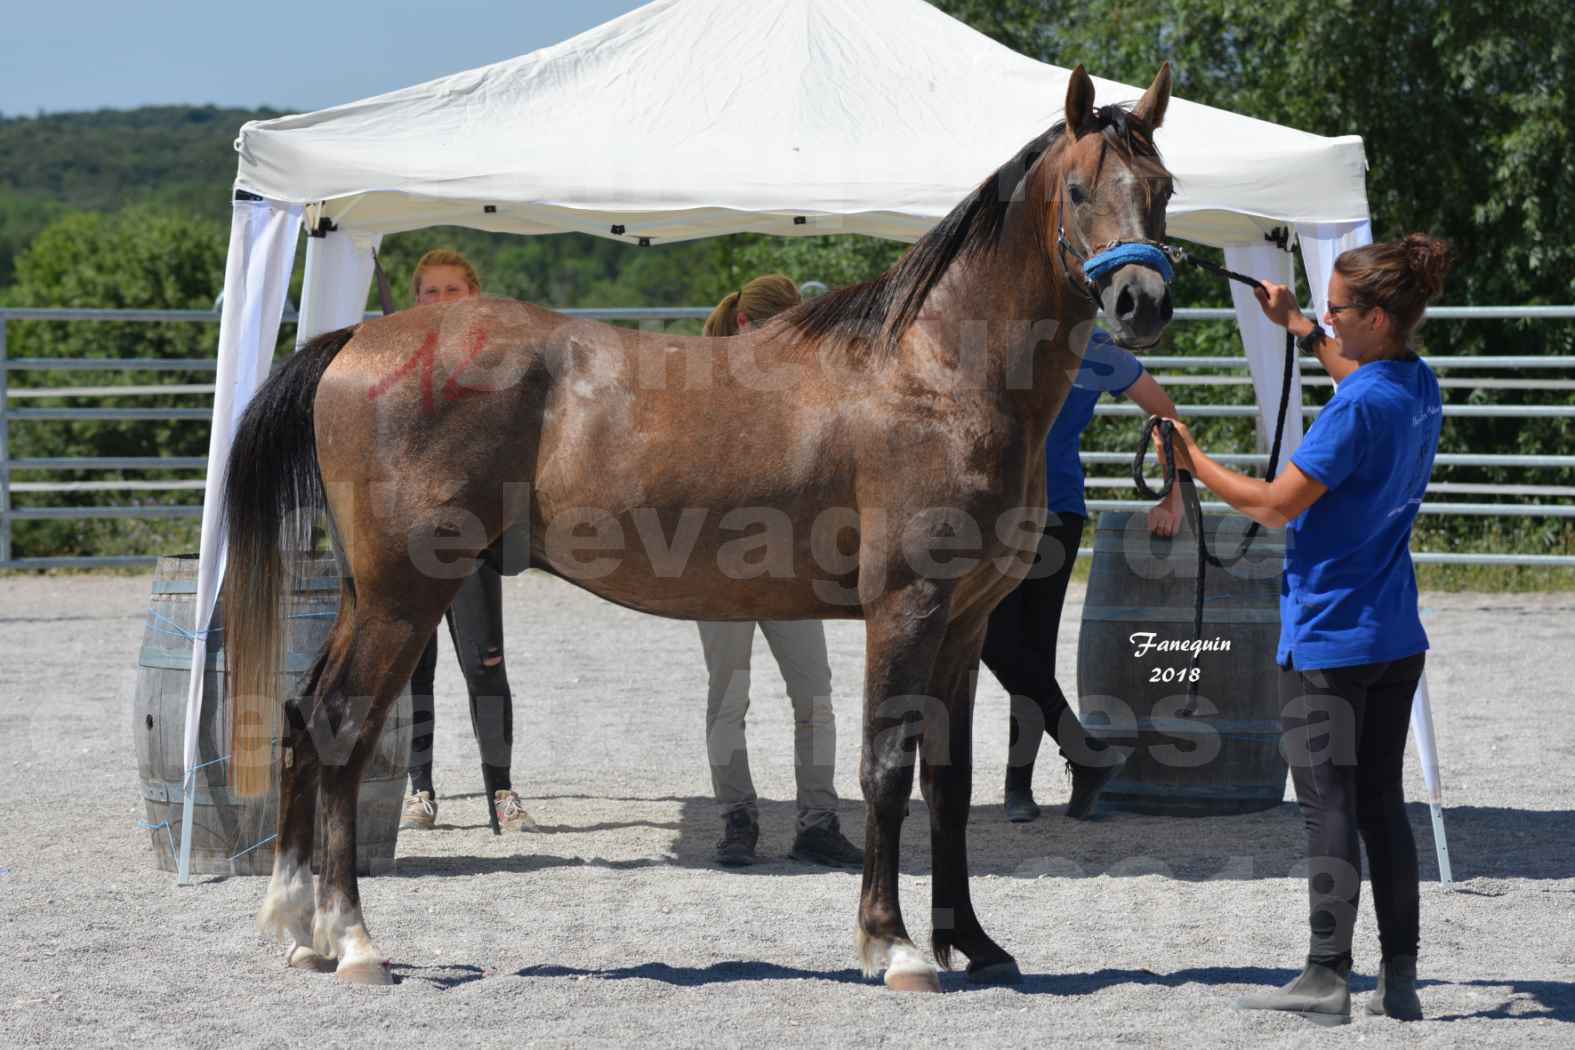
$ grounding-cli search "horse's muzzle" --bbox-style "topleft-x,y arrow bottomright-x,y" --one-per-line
1101,265 -> 1173,348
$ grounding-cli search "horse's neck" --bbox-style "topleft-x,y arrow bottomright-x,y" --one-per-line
922,208 -> 1096,435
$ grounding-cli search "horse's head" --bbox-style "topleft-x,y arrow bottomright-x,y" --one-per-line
1043,64 -> 1175,348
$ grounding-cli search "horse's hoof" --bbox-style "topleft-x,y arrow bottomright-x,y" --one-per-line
966,958 -> 1023,986
885,967 -> 943,993
286,945 -> 336,973
885,957 -> 943,993
335,959 -> 394,986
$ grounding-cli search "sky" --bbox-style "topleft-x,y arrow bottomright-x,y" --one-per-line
0,0 -> 650,116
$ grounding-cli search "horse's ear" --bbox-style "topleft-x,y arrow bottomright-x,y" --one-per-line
1064,65 -> 1096,138
1134,62 -> 1172,130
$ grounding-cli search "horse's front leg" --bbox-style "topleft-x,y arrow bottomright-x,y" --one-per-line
922,619 -> 1020,985
857,581 -> 950,993
255,692 -> 329,972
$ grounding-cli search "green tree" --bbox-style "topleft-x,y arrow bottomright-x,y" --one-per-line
2,206 -> 230,557
930,0 -> 1575,562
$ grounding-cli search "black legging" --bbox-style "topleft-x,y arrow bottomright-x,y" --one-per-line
408,557 -> 514,796
1282,652 -> 1424,966
982,514 -> 1108,790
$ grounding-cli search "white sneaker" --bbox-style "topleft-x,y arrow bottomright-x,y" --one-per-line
400,790 -> 437,830
493,790 -> 540,832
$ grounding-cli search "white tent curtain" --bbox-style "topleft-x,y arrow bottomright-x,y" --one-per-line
177,197 -> 302,884
1224,244 -> 1303,466
298,227 -> 381,346
1296,220 -> 1373,334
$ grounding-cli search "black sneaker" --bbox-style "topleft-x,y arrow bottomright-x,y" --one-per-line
715,809 -> 759,867
789,816 -> 864,868
1065,751 -> 1125,820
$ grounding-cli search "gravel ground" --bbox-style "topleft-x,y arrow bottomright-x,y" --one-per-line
0,571 -> 1571,1049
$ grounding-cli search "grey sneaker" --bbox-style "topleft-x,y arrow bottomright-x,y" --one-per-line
400,790 -> 437,831
493,789 -> 541,832
789,816 -> 864,868
715,809 -> 759,867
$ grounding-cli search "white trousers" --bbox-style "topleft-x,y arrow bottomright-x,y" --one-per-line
697,620 -> 837,830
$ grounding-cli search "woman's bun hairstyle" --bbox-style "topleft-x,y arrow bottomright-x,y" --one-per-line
1333,234 -> 1455,343
1402,233 -> 1454,303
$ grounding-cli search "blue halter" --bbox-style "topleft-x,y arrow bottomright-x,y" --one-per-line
1082,241 -> 1175,284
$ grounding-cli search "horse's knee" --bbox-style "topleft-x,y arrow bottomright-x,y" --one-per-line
860,748 -> 917,811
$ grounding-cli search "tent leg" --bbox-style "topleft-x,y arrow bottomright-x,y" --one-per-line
1408,673 -> 1455,889
177,768 -> 198,885
1428,802 -> 1454,889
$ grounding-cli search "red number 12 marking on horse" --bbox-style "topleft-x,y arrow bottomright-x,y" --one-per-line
367,327 -> 493,416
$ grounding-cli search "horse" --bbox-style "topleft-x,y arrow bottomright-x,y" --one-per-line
221,63 -> 1176,991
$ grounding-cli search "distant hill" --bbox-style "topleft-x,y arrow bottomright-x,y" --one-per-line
0,105 -> 286,286
0,105 -> 286,211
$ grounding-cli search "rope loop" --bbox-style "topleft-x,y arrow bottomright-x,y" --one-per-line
1133,415 -> 1178,500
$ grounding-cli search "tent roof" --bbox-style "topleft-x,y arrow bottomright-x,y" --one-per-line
233,0 -> 1369,249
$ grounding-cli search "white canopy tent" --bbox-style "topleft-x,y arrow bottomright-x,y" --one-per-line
182,0 -> 1447,883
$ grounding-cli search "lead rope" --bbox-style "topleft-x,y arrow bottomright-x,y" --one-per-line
1131,252 -> 1298,716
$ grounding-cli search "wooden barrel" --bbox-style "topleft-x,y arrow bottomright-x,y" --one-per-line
1076,511 -> 1294,816
134,554 -> 411,876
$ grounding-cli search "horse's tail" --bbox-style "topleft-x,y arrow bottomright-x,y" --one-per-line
224,325 -> 357,799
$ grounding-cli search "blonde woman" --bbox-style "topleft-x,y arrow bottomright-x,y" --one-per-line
398,249 -> 538,834
698,274 -> 862,869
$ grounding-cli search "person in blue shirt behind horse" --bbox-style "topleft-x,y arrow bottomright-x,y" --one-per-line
986,329 -> 1183,822
1165,233 -> 1453,1025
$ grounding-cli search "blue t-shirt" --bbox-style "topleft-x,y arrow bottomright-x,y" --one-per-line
1280,355 -> 1442,670
1046,332 -> 1144,517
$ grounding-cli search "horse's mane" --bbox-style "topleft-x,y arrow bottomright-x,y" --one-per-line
785,103 -> 1167,359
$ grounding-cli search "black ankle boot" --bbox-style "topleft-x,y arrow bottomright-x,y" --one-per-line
1064,750 -> 1124,820
1366,955 -> 1422,1020
1004,785 -> 1040,823
1004,767 -> 1040,822
1234,957 -> 1352,1026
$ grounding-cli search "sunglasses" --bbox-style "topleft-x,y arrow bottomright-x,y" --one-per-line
1326,300 -> 1370,318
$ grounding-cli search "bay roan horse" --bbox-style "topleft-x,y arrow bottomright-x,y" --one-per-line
222,64 -> 1175,990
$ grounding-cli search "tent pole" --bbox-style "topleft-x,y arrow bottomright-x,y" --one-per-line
1410,675 -> 1454,888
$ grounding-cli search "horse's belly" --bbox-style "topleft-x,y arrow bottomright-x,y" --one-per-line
525,483 -> 865,622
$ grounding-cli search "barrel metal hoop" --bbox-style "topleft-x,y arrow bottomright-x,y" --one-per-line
1081,606 -> 1283,624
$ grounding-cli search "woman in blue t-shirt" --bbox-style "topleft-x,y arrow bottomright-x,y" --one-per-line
1165,234 -> 1453,1025
984,331 -> 1182,822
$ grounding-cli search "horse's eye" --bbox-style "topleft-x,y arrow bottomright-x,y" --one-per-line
1068,184 -> 1088,206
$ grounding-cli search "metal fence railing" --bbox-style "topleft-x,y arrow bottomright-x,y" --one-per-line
3,305 -> 1573,571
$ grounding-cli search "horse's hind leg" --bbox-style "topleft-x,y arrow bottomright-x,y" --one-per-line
306,602 -> 437,985
922,621 -> 1019,985
857,584 -> 949,993
255,675 -> 331,972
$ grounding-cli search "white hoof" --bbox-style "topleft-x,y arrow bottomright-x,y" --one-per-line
884,943 -> 942,994
286,944 -> 336,972
336,959 -> 394,986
